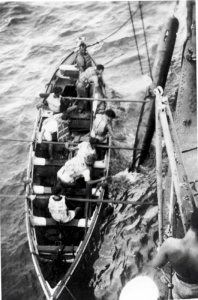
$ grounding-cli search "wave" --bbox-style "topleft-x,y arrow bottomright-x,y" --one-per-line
7,16 -> 27,27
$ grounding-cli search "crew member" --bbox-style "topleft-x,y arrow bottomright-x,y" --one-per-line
152,209 -> 198,299
57,153 -> 97,185
48,186 -> 81,223
65,137 -> 97,159
90,109 -> 125,142
75,42 -> 93,73
45,86 -> 63,113
39,106 -> 77,159
76,64 -> 106,111
37,86 -> 75,113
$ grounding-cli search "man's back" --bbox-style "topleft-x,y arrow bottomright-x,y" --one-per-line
167,233 -> 198,282
153,230 -> 198,283
152,210 -> 198,299
77,141 -> 96,160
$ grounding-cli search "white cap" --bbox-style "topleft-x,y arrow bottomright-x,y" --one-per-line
76,37 -> 86,47
119,276 -> 159,300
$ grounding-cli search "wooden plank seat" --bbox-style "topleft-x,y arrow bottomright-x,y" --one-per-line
38,252 -> 75,264
33,185 -> 100,196
34,190 -> 87,202
33,185 -> 85,195
31,216 -> 91,227
33,185 -> 52,194
34,157 -> 65,166
38,245 -> 78,254
34,156 -> 107,169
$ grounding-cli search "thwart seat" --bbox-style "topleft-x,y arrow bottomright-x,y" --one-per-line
31,215 -> 91,227
33,155 -> 108,168
38,245 -> 77,254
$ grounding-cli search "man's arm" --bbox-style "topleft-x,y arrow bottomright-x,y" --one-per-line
152,238 -> 174,269
106,123 -> 117,138
64,142 -> 78,152
89,76 -> 106,98
107,124 -> 126,141
83,169 -> 91,182
96,86 -> 107,99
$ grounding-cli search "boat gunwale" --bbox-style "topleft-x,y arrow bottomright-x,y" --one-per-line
25,50 -> 112,300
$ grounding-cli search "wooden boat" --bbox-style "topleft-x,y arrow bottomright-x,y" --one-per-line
25,51 -> 111,300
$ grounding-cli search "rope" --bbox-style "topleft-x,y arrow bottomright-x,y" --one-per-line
139,1 -> 153,80
0,138 -> 32,143
65,287 -> 77,300
128,2 -> 144,75
0,194 -> 158,205
158,267 -> 174,298
0,96 -> 39,99
182,146 -> 197,153
87,6 -> 140,48
0,138 -> 144,151
173,0 -> 180,14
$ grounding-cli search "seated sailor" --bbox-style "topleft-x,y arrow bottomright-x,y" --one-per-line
39,106 -> 77,160
44,86 -> 63,113
48,186 -> 81,223
37,86 -> 75,114
90,109 -> 125,142
152,209 -> 198,299
57,153 -> 97,185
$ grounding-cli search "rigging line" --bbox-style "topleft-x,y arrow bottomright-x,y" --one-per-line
158,267 -> 174,297
139,1 -> 153,80
87,6 -> 140,48
0,96 -> 39,99
173,0 -> 180,14
3,193 -> 198,201
1,138 -> 197,154
0,138 -> 143,151
128,2 -> 144,75
1,194 -> 158,205
181,146 -> 197,153
65,286 -> 77,300
0,138 -> 32,143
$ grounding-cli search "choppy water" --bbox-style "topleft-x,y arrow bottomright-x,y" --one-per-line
1,1 -> 187,300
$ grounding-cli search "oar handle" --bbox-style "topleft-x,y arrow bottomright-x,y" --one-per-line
87,176 -> 112,185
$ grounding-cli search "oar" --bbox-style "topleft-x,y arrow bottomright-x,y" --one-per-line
87,176 -> 112,185
92,85 -> 98,116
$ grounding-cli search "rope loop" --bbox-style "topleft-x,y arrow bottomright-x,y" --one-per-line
87,6 -> 139,48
